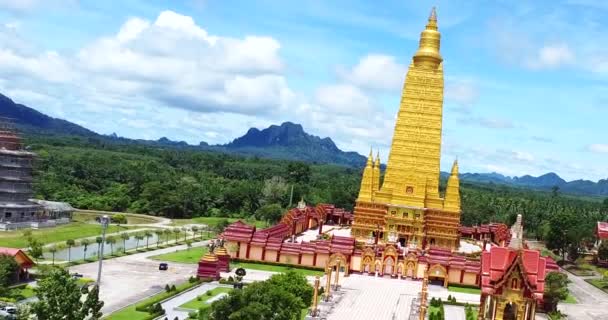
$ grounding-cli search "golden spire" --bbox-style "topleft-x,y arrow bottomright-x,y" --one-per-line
414,7 -> 442,68
444,160 -> 461,213
357,148 -> 375,202
372,151 -> 381,195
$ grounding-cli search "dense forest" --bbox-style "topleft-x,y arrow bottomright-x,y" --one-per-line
28,134 -> 608,257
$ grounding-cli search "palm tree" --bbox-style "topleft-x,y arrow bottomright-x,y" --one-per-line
155,230 -> 164,248
173,228 -> 181,243
181,227 -> 188,241
186,240 -> 193,251
120,233 -> 130,253
66,239 -> 76,263
144,230 -> 153,249
135,233 -> 144,251
48,245 -> 57,265
106,236 -> 116,256
191,226 -> 199,240
81,238 -> 91,261
164,229 -> 172,244
95,236 -> 103,254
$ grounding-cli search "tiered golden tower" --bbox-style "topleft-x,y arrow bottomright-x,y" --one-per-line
352,8 -> 461,250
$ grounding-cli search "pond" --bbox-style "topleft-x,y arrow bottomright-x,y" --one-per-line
43,232 -> 185,261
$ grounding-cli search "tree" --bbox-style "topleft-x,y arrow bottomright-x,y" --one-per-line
135,233 -> 144,251
214,219 -> 231,234
546,211 -> 580,260
95,237 -> 103,254
173,228 -> 181,243
602,198 -> 608,215
186,240 -> 193,251
155,230 -> 165,247
255,204 -> 284,225
81,238 -> 91,261
544,271 -> 569,313
598,241 -> 608,261
0,254 -> 19,294
111,213 -> 127,225
28,238 -> 44,262
144,230 -> 153,249
286,162 -> 311,184
261,176 -> 289,205
32,268 -> 104,320
266,270 -> 313,307
181,227 -> 189,241
164,229 -> 172,244
48,246 -> 58,265
105,236 -> 116,256
120,233 -> 130,253
66,239 -> 76,263
191,226 -> 199,240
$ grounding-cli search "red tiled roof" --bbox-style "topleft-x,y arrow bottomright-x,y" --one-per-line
597,222 -> 608,240
0,247 -> 20,256
265,237 -> 283,251
281,242 -> 301,255
481,247 -> 551,301
223,221 -> 255,242
0,247 -> 35,269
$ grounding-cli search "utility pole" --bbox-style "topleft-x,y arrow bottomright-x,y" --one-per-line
96,215 -> 109,286
288,184 -> 294,208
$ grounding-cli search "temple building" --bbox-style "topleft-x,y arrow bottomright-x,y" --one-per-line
351,8 -> 461,250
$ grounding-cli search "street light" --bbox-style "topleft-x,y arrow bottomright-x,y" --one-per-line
96,215 -> 110,286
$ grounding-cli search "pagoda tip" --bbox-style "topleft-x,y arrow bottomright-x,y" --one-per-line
429,7 -> 437,21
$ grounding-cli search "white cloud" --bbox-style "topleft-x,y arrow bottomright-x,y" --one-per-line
337,54 -> 406,91
588,143 -> 608,153
512,151 -> 535,162
445,80 -> 479,108
314,84 -> 373,115
526,43 -> 575,70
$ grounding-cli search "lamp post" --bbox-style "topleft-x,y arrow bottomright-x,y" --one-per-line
311,276 -> 320,316
96,215 -> 110,286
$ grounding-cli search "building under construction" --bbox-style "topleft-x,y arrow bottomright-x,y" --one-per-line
0,119 -> 73,231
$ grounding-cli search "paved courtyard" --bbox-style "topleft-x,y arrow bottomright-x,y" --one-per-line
559,271 -> 608,320
69,242 -> 205,314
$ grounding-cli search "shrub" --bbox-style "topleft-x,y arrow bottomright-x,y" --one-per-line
170,284 -> 176,292
165,284 -> 171,292
206,290 -> 213,296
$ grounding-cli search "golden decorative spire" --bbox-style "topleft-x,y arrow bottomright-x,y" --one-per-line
444,160 -> 461,213
201,251 -> 219,262
414,7 -> 443,69
372,151 -> 381,195
357,148 -> 375,202
374,7 -> 444,208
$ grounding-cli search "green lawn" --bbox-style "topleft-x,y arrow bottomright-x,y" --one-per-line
0,222 -> 133,248
231,261 -> 324,276
562,293 -> 577,304
108,281 -> 200,320
150,247 -> 208,264
171,217 -> 268,229
448,285 -> 481,295
586,278 -> 608,294
73,211 -> 159,225
179,287 -> 232,310
0,284 -> 36,301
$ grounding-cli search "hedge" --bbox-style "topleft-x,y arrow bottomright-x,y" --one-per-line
230,258 -> 325,272
135,280 -> 201,312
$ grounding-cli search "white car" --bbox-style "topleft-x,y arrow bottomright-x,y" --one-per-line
0,306 -> 17,319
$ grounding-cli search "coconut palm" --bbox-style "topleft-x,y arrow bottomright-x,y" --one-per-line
164,229 -> 172,244
135,233 -> 144,250
186,240 -> 193,251
48,245 -> 57,265
191,226 -> 199,240
106,235 -> 117,256
181,227 -> 188,241
81,238 -> 91,261
173,228 -> 181,243
144,230 -> 153,249
95,236 -> 103,253
66,239 -> 76,263
120,232 -> 130,253
155,230 -> 165,248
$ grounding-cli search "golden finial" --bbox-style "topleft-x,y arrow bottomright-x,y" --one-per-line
429,7 -> 437,22
366,148 -> 373,166
414,7 -> 442,67
451,159 -> 459,175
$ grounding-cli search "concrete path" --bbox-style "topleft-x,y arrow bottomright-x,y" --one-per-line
160,283 -> 231,320
559,270 -> 608,320
444,305 -> 466,320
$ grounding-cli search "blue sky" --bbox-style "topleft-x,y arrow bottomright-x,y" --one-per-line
0,0 -> 606,181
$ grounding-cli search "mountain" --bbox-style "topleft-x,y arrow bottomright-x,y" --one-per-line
0,93 -> 97,137
1,92 -> 606,196
221,122 -> 366,167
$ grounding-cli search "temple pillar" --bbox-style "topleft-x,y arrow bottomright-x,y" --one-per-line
319,221 -> 323,235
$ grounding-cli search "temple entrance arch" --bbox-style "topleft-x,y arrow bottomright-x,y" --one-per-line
374,260 -> 382,276
327,253 -> 349,276
382,244 -> 398,277
360,247 -> 375,274
428,264 -> 448,287
503,302 -> 517,320
405,253 -> 418,278
397,262 -> 405,278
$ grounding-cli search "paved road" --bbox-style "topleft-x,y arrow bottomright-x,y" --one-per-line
559,271 -> 608,320
69,241 -> 209,315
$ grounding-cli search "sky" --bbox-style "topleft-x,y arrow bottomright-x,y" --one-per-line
0,0 -> 606,182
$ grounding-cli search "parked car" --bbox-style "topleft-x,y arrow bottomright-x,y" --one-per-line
159,263 -> 168,271
0,306 -> 17,319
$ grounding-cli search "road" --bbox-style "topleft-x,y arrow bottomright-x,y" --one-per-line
559,270 -> 608,320
69,241 -> 209,315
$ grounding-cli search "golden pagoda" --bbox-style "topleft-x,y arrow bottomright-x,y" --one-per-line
351,7 -> 461,250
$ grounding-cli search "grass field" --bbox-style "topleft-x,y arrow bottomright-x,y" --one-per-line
150,247 -> 209,264
0,222 -> 133,248
586,278 -> 608,294
171,217 -> 268,229
231,261 -> 324,276
179,287 -> 232,310
447,285 -> 481,295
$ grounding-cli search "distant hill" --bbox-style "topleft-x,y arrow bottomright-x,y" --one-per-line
2,92 -> 606,196
220,122 -> 366,166
0,93 -> 97,137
